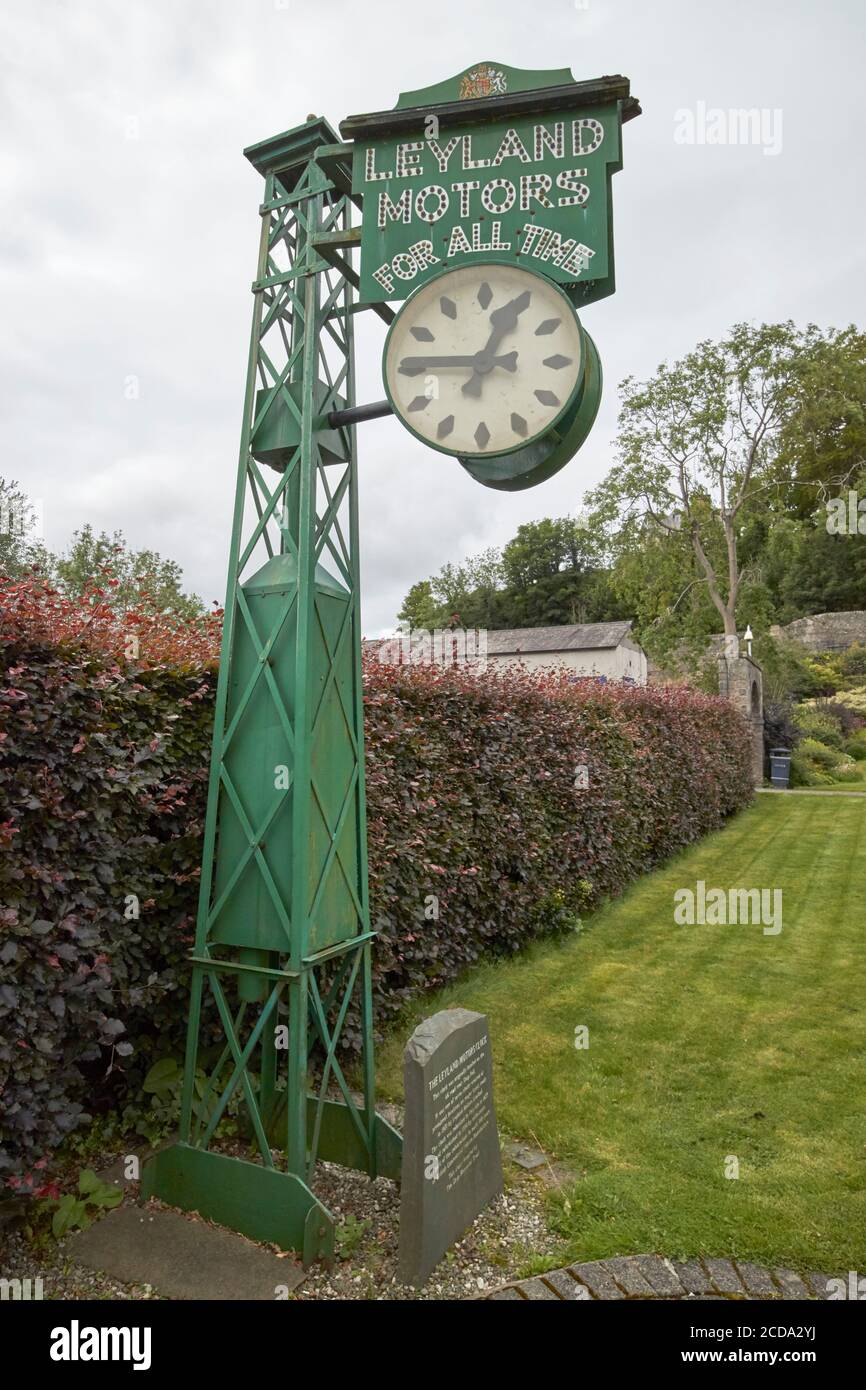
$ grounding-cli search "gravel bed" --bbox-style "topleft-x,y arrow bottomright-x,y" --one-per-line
297,1161 -> 558,1300
0,1148 -> 561,1302
0,1227 -> 158,1301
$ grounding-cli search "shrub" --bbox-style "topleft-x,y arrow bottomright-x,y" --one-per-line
0,630 -> 216,1191
793,706 -> 845,748
837,686 -> 866,714
363,661 -> 751,1035
789,753 -> 829,787
838,643 -> 866,682
797,736 -> 842,769
0,577 -> 754,1188
815,699 -> 866,735
756,636 -> 823,703
832,764 -> 864,784
803,651 -> 845,697
789,729 -> 866,787
763,702 -> 801,768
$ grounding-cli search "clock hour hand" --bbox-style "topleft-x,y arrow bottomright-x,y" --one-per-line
398,351 -> 518,376
462,290 -> 531,397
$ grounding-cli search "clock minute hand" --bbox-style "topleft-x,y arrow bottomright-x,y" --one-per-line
398,352 -> 519,376
462,290 -> 532,397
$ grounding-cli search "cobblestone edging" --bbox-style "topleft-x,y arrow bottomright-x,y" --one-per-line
483,1255 -> 834,1301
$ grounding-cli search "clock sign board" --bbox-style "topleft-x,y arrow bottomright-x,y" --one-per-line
341,65 -> 639,308
340,66 -> 639,490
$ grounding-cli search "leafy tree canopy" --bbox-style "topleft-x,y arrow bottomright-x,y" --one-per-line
0,488 -> 205,622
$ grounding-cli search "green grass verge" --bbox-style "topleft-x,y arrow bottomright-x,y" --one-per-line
376,796 -> 866,1273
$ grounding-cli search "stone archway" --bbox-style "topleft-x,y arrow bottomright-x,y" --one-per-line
717,638 -> 764,786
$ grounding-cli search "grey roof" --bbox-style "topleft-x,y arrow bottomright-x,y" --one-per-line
485,621 -> 635,655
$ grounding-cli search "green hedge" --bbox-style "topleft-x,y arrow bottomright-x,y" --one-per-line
0,590 -> 753,1190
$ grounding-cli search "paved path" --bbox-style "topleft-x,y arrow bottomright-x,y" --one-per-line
483,1255 -> 833,1301
69,1204 -> 306,1301
757,787 -> 866,797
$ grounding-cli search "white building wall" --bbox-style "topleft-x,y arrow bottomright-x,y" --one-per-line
486,643 -> 647,684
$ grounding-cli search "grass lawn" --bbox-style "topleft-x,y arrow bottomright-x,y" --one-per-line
376,795 -> 866,1274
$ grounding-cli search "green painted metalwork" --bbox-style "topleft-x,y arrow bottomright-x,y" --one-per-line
142,117 -> 401,1260
143,68 -> 637,1264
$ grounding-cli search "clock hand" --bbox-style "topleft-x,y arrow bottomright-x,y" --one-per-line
462,290 -> 532,397
398,351 -> 518,376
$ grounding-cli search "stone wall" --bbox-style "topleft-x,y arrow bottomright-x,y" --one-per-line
769,611 -> 866,652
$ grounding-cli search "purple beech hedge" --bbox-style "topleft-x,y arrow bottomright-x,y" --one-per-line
0,618 -> 753,1189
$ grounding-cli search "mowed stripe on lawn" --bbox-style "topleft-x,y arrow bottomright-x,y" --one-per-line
377,796 -> 866,1272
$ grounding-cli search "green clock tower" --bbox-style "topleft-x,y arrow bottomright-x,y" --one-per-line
143,64 -> 639,1263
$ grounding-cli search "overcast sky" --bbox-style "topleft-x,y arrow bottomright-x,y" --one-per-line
2,0 -> 865,632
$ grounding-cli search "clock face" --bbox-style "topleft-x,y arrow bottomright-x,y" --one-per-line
382,263 -> 584,458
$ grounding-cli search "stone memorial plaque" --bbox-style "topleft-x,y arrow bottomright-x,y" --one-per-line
398,1008 -> 503,1286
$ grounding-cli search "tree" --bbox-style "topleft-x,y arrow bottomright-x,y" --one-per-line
775,324 -> 866,515
429,561 -> 472,619
397,579 -> 442,630
603,515 -> 718,659
446,547 -> 503,628
395,516 -> 622,634
587,323 -> 850,637
774,485 -> 866,617
54,525 -> 204,619
501,517 -> 593,590
0,478 -> 53,580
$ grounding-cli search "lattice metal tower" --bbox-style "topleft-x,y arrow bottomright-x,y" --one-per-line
142,119 -> 401,1264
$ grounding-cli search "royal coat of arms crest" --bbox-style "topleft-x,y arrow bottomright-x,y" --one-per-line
459,65 -> 507,100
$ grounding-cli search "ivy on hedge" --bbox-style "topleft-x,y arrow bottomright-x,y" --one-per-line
0,579 -> 752,1189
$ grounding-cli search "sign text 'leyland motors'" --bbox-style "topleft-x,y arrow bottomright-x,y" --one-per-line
353,108 -> 620,303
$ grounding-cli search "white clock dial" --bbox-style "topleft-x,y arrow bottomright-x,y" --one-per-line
383,262 -> 583,458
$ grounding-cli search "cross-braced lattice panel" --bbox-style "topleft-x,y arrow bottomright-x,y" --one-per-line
305,947 -> 374,1180
189,971 -> 288,1166
235,187 -> 305,584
